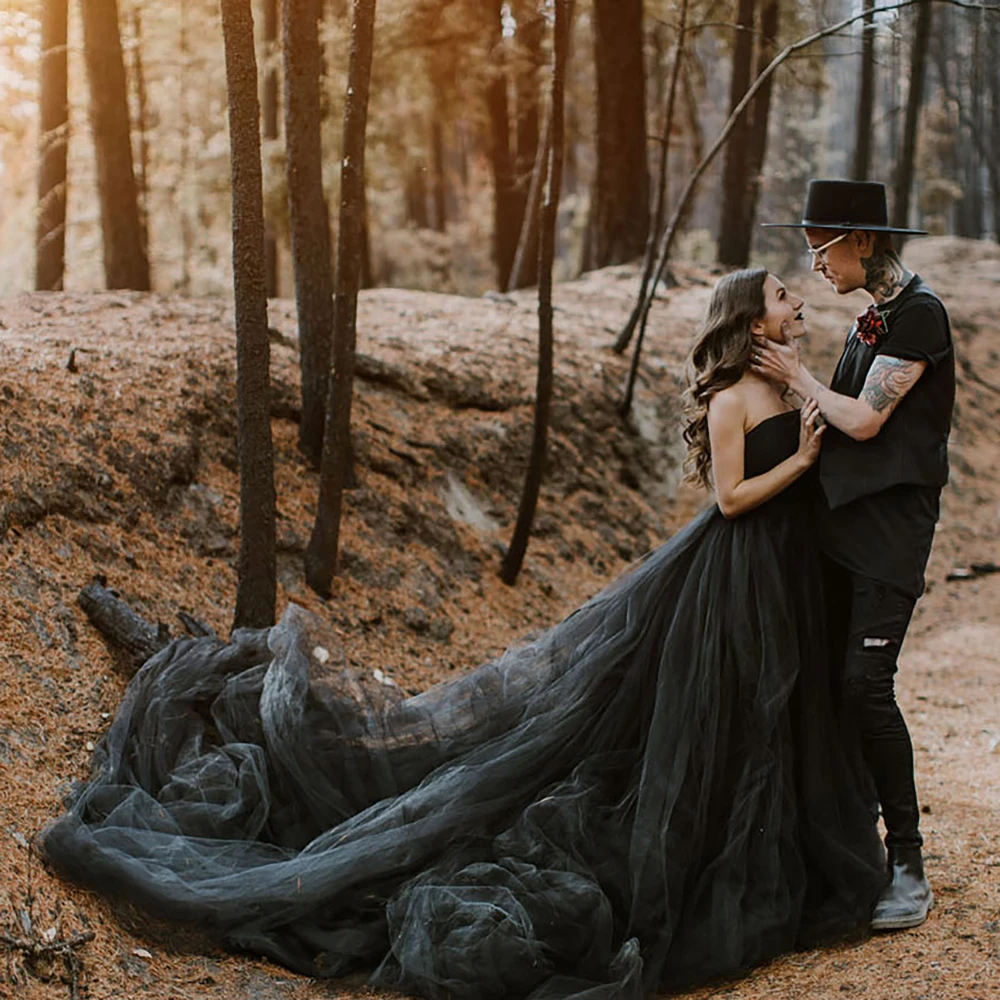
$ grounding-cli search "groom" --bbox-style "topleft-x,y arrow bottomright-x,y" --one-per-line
753,179 -> 955,931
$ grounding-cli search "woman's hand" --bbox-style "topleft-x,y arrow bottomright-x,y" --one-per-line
797,398 -> 825,464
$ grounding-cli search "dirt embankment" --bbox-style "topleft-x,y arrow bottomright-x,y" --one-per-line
1,237 -> 998,999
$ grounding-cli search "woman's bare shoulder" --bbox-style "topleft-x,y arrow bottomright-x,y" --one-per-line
707,381 -> 750,421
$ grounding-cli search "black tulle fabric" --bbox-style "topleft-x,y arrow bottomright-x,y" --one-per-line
41,410 -> 887,998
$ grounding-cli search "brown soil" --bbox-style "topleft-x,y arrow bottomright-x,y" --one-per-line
1,237 -> 998,1000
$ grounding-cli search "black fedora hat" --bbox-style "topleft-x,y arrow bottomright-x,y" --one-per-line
761,179 -> 928,235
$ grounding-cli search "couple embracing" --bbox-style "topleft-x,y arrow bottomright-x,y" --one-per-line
41,179 -> 954,998
695,177 -> 953,936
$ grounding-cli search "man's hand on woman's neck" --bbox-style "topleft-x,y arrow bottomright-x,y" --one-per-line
860,248 -> 913,305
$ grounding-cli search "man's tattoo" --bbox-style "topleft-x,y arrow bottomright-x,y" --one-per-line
859,249 -> 913,304
861,356 -> 922,413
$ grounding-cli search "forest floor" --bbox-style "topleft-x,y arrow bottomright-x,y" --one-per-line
1,236 -> 999,1000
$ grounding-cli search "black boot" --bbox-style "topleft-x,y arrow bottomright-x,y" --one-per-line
871,845 -> 933,931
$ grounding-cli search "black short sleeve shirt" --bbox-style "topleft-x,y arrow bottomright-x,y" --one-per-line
818,274 -> 955,597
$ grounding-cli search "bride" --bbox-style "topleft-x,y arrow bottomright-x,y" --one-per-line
41,268 -> 886,999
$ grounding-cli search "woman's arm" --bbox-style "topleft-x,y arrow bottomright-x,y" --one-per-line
708,394 -> 823,519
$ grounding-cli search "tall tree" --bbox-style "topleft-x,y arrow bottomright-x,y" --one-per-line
36,0 -> 69,292
263,0 -> 280,297
509,3 -> 544,287
80,0 -> 150,290
283,0 -> 334,467
614,0 -> 689,354
129,6 -> 150,258
220,0 -> 277,629
735,0 -> 779,253
891,0 -> 933,231
588,0 -> 649,268
305,0 -> 377,598
852,0 -> 876,179
482,0 -> 519,289
716,0 -> 756,266
500,0 -> 573,585
990,13 -> 1000,241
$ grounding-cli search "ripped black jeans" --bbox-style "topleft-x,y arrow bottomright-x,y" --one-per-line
826,562 -> 922,849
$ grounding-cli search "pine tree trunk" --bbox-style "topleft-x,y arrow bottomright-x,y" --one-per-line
892,0 -> 932,231
510,6 -> 543,287
588,0 -> 649,268
130,7 -> 150,259
483,0 -> 518,289
36,0 -> 68,292
716,0 -> 756,266
613,0 -> 689,354
735,0 -> 779,256
499,0 -> 573,586
179,0 -> 193,291
305,0 -> 377,598
80,0 -> 150,290
405,160 -> 430,227
263,0 -> 279,298
430,116 -> 447,233
220,0 -> 277,630
963,16 -> 984,238
852,0 -> 876,180
283,0 -> 334,467
990,16 -> 1000,240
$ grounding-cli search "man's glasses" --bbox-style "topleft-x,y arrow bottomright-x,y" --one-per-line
805,231 -> 849,261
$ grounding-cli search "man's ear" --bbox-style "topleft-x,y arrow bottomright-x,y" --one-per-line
854,230 -> 875,255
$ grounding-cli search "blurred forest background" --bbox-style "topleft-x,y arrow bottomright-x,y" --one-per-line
1,0 -> 998,301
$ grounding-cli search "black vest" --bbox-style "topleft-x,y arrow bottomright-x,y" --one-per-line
819,277 -> 955,510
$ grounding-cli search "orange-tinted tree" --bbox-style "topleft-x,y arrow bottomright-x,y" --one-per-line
36,0 -> 68,291
588,0 -> 649,269
80,0 -> 149,290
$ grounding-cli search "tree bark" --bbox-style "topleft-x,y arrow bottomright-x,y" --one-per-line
305,0 -> 377,597
405,160 -> 430,228
614,0 -> 689,354
716,0 -> 757,266
736,0 -> 779,250
283,0 -> 334,467
80,0 -> 150,290
129,7 -> 150,259
78,579 -> 170,675
220,0 -> 277,630
508,105 -> 549,292
430,115 -> 448,233
500,0 -> 573,586
990,14 -> 1000,240
588,0 -> 649,268
483,0 -> 518,289
263,0 -> 279,298
852,0 -> 876,180
36,0 -> 69,292
509,5 -> 543,287
891,0 -> 932,231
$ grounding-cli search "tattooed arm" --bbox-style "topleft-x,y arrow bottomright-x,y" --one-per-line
786,356 -> 927,441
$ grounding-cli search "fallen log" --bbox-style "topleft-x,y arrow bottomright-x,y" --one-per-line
77,577 -> 169,676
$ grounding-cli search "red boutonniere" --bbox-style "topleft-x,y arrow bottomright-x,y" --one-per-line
855,304 -> 886,346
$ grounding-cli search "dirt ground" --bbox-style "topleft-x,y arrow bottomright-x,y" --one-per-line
0,237 -> 998,999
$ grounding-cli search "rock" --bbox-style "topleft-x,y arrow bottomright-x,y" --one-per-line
402,607 -> 430,634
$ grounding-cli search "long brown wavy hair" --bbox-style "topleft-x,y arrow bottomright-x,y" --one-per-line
682,267 -> 768,489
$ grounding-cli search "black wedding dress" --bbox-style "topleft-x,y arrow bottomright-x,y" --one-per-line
41,410 -> 887,998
